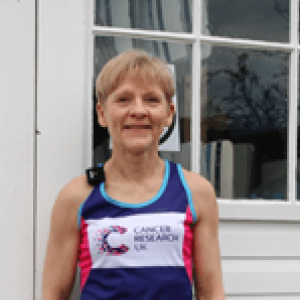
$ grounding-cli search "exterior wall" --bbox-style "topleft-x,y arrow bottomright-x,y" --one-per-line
220,221 -> 300,299
0,0 -> 35,299
36,0 -> 88,299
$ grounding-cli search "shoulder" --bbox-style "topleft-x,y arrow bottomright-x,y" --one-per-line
51,175 -> 94,227
56,174 -> 93,206
181,168 -> 218,223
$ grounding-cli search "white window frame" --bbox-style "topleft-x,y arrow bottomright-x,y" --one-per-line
86,0 -> 300,221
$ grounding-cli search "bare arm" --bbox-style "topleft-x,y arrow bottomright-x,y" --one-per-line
42,176 -> 89,300
184,170 -> 225,300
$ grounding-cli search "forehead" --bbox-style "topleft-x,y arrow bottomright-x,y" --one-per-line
112,76 -> 165,96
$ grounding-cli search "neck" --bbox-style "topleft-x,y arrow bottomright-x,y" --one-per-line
104,148 -> 164,184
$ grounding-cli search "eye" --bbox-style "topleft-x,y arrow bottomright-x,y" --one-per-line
117,97 -> 129,103
146,97 -> 160,103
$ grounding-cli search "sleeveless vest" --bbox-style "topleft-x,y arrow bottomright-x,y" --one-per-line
78,160 -> 197,300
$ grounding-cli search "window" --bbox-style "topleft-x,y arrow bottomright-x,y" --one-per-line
89,0 -> 300,221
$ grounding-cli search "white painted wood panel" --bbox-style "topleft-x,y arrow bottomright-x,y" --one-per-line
0,0 -> 35,299
219,222 -> 300,297
36,0 -> 88,299
222,260 -> 300,294
218,200 -> 300,221
219,222 -> 300,257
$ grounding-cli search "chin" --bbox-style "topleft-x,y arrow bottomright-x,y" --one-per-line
124,140 -> 157,153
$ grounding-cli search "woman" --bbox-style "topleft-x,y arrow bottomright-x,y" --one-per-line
42,49 -> 225,299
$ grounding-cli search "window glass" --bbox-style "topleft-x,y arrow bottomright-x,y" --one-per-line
200,45 -> 288,200
94,0 -> 192,32
203,0 -> 289,43
93,36 -> 192,170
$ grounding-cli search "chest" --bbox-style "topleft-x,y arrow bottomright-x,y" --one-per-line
104,179 -> 163,204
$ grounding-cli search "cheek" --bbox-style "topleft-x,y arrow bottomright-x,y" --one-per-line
152,111 -> 169,127
108,111 -> 126,131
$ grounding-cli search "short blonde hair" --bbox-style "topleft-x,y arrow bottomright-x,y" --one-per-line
95,49 -> 175,104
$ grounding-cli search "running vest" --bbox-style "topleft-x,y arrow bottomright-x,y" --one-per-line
78,159 -> 197,300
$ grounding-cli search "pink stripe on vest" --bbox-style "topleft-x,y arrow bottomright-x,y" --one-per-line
183,205 -> 194,284
79,218 -> 93,291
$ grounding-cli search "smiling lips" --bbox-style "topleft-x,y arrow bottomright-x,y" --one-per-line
123,125 -> 152,129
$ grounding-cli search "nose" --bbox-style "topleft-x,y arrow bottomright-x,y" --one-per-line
130,97 -> 147,118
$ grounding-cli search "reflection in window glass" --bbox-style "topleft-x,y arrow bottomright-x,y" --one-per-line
94,0 -> 192,32
93,36 -> 192,170
203,0 -> 289,42
200,45 -> 288,200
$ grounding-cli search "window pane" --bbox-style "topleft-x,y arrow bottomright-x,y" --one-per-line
94,0 -> 192,32
93,36 -> 192,170
203,0 -> 289,43
200,45 -> 288,200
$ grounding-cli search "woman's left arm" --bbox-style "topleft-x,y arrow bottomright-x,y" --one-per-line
185,171 -> 225,300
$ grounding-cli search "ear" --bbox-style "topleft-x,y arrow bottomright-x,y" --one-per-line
165,102 -> 175,127
96,101 -> 108,128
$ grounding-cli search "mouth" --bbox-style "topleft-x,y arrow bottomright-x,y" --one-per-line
123,125 -> 152,129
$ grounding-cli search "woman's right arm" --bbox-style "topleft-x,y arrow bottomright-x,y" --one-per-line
42,177 -> 85,300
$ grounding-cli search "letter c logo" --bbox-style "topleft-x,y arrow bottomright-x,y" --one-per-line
97,225 -> 130,256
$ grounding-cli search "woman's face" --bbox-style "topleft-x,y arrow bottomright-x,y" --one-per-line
96,77 -> 175,153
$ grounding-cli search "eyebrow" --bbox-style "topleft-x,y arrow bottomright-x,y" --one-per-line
114,90 -> 163,98
144,92 -> 162,97
115,90 -> 133,96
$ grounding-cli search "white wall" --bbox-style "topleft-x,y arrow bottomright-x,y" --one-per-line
0,0 -> 35,299
220,221 -> 300,298
36,0 -> 89,299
